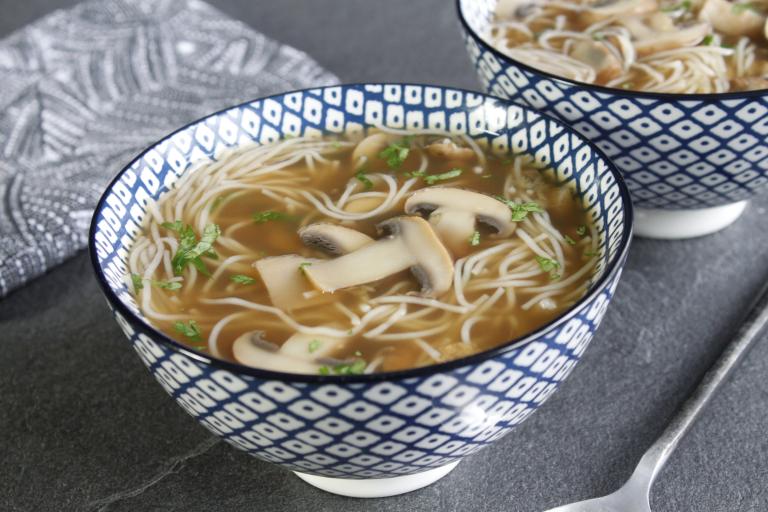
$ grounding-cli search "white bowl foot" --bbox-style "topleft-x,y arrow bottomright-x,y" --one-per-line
634,201 -> 748,239
294,461 -> 460,498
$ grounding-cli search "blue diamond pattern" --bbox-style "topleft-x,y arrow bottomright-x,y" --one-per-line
90,84 -> 630,479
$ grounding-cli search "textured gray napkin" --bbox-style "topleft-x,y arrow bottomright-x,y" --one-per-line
0,0 -> 338,297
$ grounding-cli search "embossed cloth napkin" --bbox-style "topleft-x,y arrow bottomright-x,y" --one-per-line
0,0 -> 337,297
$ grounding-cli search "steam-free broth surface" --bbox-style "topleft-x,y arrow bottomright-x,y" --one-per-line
128,130 -> 597,374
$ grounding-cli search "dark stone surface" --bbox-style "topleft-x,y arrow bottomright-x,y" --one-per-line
1,1 -> 767,511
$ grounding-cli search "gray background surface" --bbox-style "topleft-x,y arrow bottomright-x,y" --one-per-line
1,1 -> 767,511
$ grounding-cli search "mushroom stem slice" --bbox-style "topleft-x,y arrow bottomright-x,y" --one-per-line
303,216 -> 454,297
428,208 -> 481,257
254,255 -> 328,311
299,224 -> 374,255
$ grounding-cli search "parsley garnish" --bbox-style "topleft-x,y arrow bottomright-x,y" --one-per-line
469,231 -> 481,246
298,262 -> 312,274
576,225 -> 588,237
131,273 -> 144,292
318,366 -> 330,376
564,235 -> 576,246
536,255 -> 561,280
354,350 -> 363,357
174,320 -> 202,342
252,210 -> 293,223
584,249 -> 599,257
355,170 -> 374,190
308,339 -> 322,353
152,280 -> 182,291
317,357 -> 367,376
661,0 -> 690,11
592,32 -> 605,41
702,34 -> 714,46
230,274 -> 256,285
495,196 -> 545,221
164,222 -> 220,276
424,168 -> 462,185
378,137 -> 412,169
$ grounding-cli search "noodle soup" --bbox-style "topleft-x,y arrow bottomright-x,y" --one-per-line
128,129 -> 596,374
489,0 -> 768,93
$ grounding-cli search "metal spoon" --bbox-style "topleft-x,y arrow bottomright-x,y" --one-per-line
544,279 -> 768,512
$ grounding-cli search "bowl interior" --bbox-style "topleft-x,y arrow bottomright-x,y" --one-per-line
90,83 -> 631,378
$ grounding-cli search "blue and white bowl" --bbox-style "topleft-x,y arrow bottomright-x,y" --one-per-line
89,83 -> 632,498
457,0 -> 768,239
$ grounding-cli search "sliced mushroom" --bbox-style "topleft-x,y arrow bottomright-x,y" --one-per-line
581,0 -> 657,24
496,0 -> 541,18
568,40 -> 622,83
302,216 -> 454,297
425,140 -> 477,163
622,18 -> 710,57
699,0 -> 766,38
299,224 -> 374,255
233,331 -> 344,374
254,255 -> 329,311
351,132 -> 397,168
404,188 -> 515,257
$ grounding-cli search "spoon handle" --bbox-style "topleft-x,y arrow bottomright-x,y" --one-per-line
636,279 -> 768,485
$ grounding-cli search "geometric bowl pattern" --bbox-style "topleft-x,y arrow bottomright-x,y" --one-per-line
89,84 -> 632,479
457,0 -> 768,209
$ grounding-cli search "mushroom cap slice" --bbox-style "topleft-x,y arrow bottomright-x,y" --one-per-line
581,0 -> 657,24
299,224 -> 374,255
404,187 -> 515,256
254,255 -> 329,311
303,216 -> 454,297
699,0 -> 766,38
425,140 -> 477,163
232,331 -> 344,374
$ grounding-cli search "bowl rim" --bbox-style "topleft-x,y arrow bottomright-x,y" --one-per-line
455,0 -> 768,101
88,81 -> 634,384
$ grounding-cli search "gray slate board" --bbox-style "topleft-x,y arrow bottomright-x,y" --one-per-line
2,1 -> 767,511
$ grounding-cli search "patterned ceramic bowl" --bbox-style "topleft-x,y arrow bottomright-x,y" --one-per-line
457,0 -> 768,239
89,83 -> 632,498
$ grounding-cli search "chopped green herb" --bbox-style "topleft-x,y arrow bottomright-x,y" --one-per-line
318,358 -> 367,376
702,34 -> 714,46
404,170 -> 427,179
298,262 -> 312,274
131,273 -> 144,292
152,280 -> 182,291
309,339 -> 322,353
536,255 -> 560,273
252,210 -> 293,223
174,320 -> 202,342
166,221 -> 220,276
732,2 -> 758,13
378,137 -> 412,169
424,168 -> 463,185
592,32 -> 605,41
564,235 -> 576,246
318,366 -> 331,376
469,231 -> 481,246
161,220 -> 184,232
661,0 -> 690,11
495,196 -> 545,221
621,82 -> 633,90
230,274 -> 256,285
354,350 -> 363,357
584,249 -> 599,257
331,141 -> 342,149
721,43 -> 735,49
355,170 -> 374,190
576,225 -> 588,237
